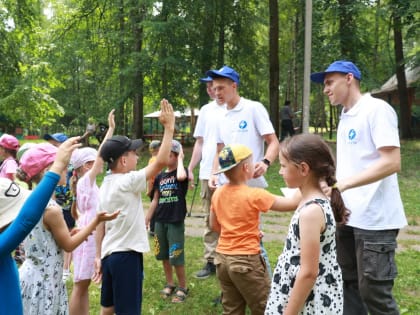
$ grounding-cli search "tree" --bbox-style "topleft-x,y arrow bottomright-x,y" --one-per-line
269,0 -> 280,135
390,0 -> 412,138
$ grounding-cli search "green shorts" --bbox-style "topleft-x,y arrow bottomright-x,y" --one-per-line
154,221 -> 185,266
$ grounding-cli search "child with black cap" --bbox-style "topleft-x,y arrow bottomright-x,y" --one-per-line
210,144 -> 299,315
95,98 -> 175,315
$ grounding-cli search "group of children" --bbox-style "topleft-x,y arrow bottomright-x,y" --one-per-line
0,95 -> 347,315
142,131 -> 348,314
207,134 -> 348,315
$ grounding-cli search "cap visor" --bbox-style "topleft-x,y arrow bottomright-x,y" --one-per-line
213,162 -> 239,175
43,134 -> 53,141
310,72 -> 326,83
129,139 -> 144,151
199,76 -> 212,83
205,70 -> 227,80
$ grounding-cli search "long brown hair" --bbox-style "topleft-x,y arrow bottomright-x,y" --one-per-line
281,133 -> 350,225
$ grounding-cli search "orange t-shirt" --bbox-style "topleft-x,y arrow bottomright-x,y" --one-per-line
211,184 -> 276,255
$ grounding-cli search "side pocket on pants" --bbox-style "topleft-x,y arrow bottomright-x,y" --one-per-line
363,241 -> 398,281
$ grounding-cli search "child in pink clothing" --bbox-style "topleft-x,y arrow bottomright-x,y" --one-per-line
71,147 -> 100,280
68,110 -> 115,315
0,134 -> 20,181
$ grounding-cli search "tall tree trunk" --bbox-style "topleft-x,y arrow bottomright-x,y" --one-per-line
118,1 -> 126,135
269,0 -> 279,135
392,13 -> 412,138
199,2 -> 216,106
338,0 -> 357,60
216,0 -> 226,67
130,3 -> 145,139
292,13 -> 299,113
373,0 -> 381,74
302,0 -> 312,133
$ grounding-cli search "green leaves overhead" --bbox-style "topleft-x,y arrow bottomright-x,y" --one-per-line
0,0 -> 418,137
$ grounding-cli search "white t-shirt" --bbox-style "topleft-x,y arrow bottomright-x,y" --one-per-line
337,93 -> 407,230
99,169 -> 149,258
193,100 -> 226,180
216,97 -> 275,188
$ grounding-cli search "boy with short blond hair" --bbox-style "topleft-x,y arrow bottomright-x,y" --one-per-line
95,99 -> 175,315
210,144 -> 299,315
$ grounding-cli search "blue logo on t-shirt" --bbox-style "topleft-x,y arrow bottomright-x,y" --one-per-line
348,129 -> 356,140
239,120 -> 247,129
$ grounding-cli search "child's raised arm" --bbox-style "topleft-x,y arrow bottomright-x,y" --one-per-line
88,109 -> 116,181
176,146 -> 187,181
145,99 -> 175,180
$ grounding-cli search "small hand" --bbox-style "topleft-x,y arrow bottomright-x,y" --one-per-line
96,210 -> 120,223
178,146 -> 184,160
108,109 -> 115,130
208,175 -> 219,190
92,258 -> 102,284
188,168 -> 195,189
253,161 -> 268,178
159,99 -> 175,129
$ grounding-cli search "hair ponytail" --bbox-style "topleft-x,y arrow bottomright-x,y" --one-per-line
326,176 -> 350,225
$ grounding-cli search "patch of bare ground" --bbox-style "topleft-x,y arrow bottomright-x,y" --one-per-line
184,205 -> 420,252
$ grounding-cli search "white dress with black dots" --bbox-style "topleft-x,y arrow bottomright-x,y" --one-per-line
265,198 -> 343,314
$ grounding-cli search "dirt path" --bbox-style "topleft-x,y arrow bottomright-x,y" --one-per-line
185,205 -> 420,252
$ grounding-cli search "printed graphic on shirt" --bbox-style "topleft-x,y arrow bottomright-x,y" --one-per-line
158,175 -> 180,204
343,127 -> 359,145
238,120 -> 248,131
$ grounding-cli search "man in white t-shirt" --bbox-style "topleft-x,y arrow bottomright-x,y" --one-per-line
95,99 -> 175,315
188,76 -> 226,279
207,65 -> 279,189
206,65 -> 280,279
311,60 -> 407,315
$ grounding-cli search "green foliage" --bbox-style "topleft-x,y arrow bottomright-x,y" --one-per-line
0,0 -> 418,138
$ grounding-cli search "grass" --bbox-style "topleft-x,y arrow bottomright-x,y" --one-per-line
63,138 -> 419,314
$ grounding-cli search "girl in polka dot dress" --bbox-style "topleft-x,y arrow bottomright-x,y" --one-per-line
265,134 -> 349,315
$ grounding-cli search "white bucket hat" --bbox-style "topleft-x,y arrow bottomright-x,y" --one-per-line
0,178 -> 30,230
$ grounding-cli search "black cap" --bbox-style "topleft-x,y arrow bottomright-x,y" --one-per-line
100,135 -> 143,163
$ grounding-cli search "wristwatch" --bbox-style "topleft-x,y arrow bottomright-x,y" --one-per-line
262,158 -> 271,167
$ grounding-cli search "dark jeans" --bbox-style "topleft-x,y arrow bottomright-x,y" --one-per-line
336,225 -> 400,315
280,119 -> 295,141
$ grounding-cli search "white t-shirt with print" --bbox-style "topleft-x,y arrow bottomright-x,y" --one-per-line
215,97 -> 275,188
193,100 -> 226,180
337,93 -> 407,230
99,169 -> 149,258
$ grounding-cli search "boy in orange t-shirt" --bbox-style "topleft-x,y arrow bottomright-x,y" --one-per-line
210,144 -> 299,315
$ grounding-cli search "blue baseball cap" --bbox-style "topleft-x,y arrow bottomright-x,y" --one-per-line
310,60 -> 362,83
206,65 -> 240,85
199,76 -> 212,83
43,132 -> 68,143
